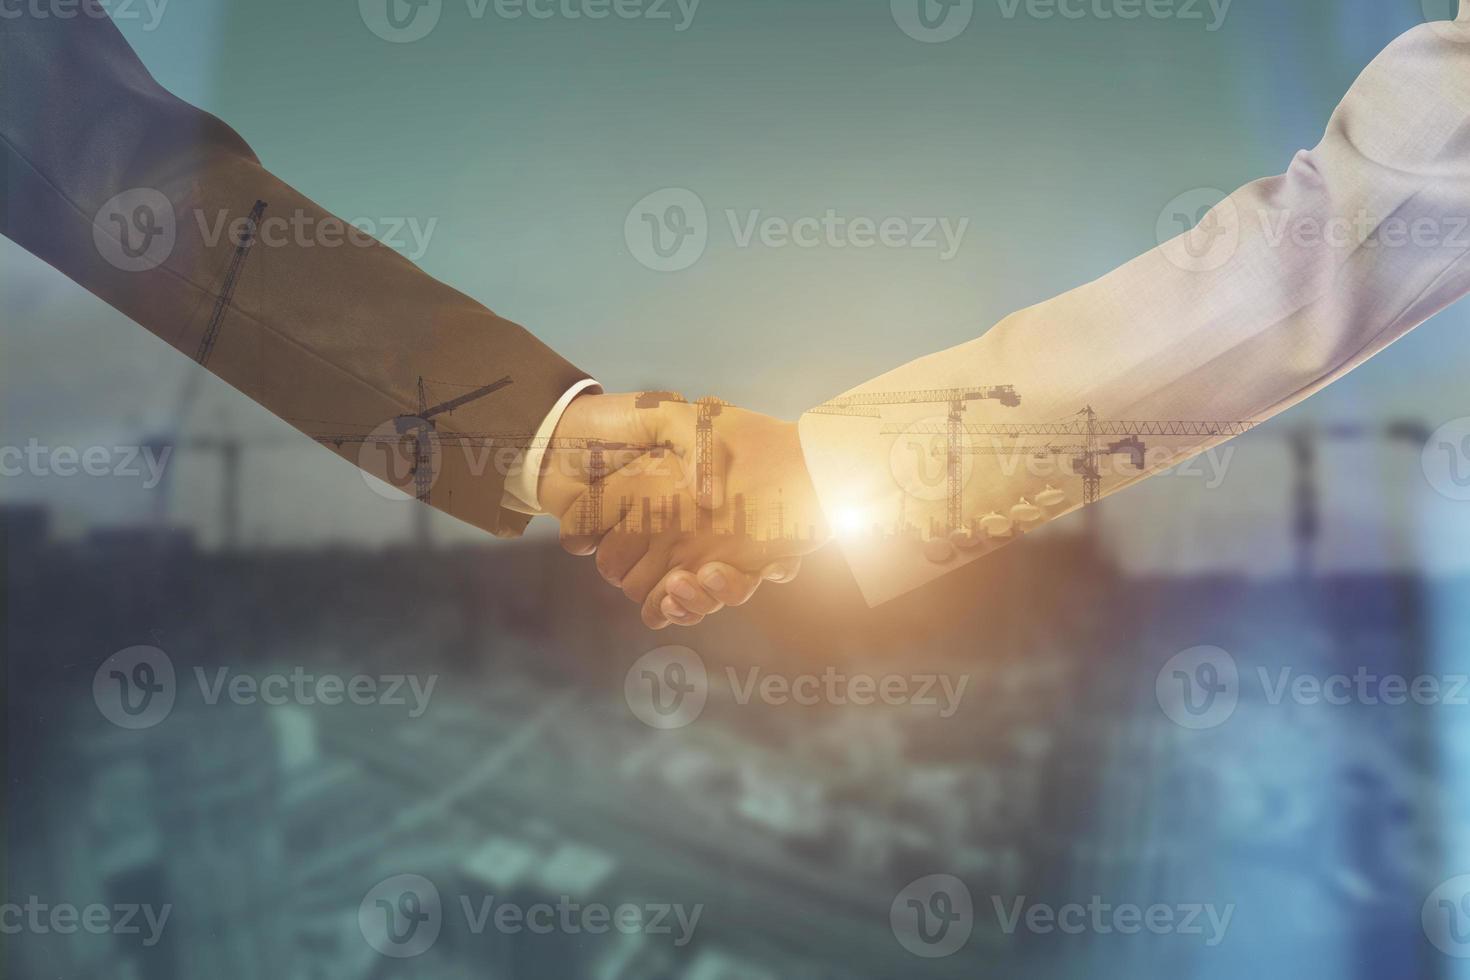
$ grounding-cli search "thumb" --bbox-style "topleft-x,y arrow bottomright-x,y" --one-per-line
760,558 -> 802,584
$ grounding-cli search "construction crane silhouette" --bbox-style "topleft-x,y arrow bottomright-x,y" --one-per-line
305,375 -> 512,546
399,375 -> 515,507
954,437 -> 1148,513
634,393 -> 731,530
142,429 -> 311,550
311,428 -> 670,540
195,200 -> 267,367
889,406 -> 1258,526
1284,421 -> 1429,579
484,434 -> 674,537
812,386 -> 1023,532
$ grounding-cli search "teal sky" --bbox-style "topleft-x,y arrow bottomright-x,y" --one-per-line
6,0 -> 1469,570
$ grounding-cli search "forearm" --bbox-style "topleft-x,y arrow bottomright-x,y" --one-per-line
0,4 -> 588,536
800,19 -> 1470,605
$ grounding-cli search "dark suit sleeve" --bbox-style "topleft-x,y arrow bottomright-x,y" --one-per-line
0,2 -> 590,536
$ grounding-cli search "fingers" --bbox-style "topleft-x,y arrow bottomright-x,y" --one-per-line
662,570 -> 726,616
558,503 -> 603,556
654,558 -> 803,628
620,533 -> 679,606
643,581 -> 691,630
641,566 -> 702,631
641,574 -> 699,630
593,527 -> 648,588
760,558 -> 803,584
556,448 -> 677,556
695,563 -> 764,607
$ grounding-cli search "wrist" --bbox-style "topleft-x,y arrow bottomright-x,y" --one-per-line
536,392 -> 600,518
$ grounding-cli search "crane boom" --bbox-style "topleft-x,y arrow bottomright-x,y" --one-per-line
901,419 -> 1258,438
311,430 -> 670,536
817,385 -> 1023,532
418,376 -> 514,420
817,385 -> 1021,410
195,200 -> 267,367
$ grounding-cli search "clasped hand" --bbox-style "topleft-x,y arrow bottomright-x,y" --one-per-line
536,393 -> 829,629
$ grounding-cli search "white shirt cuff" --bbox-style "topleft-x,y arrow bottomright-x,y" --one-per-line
500,378 -> 602,516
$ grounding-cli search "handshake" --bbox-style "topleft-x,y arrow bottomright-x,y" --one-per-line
534,392 -> 831,630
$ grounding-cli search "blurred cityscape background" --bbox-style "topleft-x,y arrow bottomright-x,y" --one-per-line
3,492 -> 1460,979
10,0 -> 1470,977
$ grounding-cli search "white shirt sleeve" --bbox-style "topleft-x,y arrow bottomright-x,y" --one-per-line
799,16 -> 1470,606
501,378 -> 603,516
